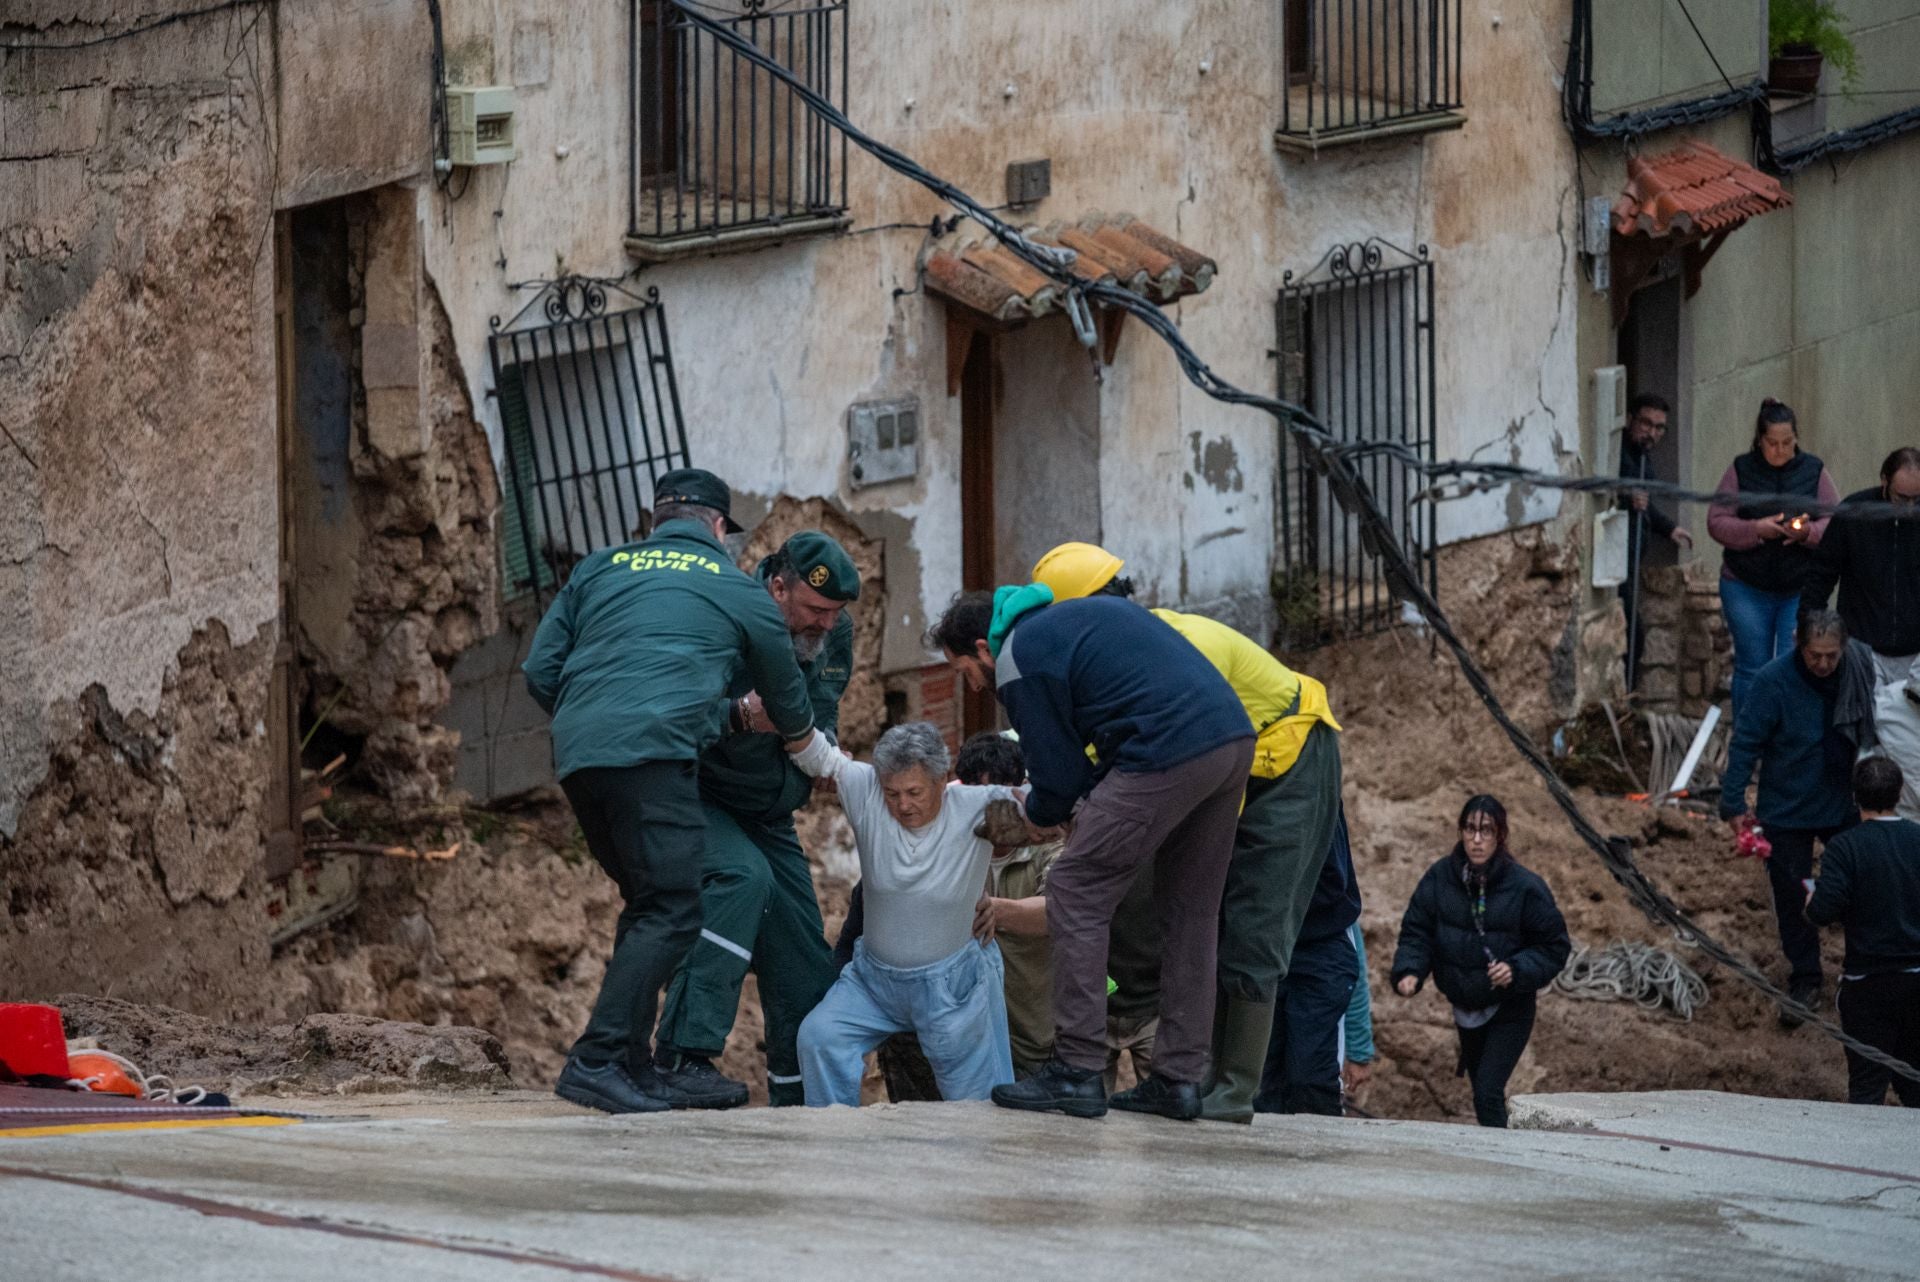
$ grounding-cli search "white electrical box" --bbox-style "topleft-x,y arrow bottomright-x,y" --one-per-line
848,399 -> 920,489
1592,509 -> 1629,588
447,86 -> 517,167
1593,364 -> 1627,433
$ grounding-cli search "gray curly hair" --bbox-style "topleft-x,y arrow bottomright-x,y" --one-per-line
871,721 -> 951,781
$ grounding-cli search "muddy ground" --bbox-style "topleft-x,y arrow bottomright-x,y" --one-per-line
32,531 -> 1849,1116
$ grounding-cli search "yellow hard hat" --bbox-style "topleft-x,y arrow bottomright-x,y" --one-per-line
1032,542 -> 1124,601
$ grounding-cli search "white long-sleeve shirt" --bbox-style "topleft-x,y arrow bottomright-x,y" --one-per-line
825,758 -> 1014,969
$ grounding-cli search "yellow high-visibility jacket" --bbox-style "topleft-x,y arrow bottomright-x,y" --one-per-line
1151,608 -> 1340,779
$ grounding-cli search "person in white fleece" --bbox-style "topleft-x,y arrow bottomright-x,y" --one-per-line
794,721 -> 1019,1105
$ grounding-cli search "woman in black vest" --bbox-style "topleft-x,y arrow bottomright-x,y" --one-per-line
1390,796 -> 1571,1128
1707,399 -> 1841,720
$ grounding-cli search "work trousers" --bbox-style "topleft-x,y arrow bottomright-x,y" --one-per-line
797,939 -> 1012,1106
1764,826 -> 1845,990
1219,724 -> 1343,1003
1837,971 -> 1920,1107
1047,738 -> 1255,1084
1252,928 -> 1359,1117
656,803 -> 836,1106
1103,1012 -> 1158,1094
560,762 -> 705,1072
1718,576 -> 1799,723
1455,996 -> 1536,1128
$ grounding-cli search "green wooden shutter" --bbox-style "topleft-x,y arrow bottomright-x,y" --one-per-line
496,364 -> 552,600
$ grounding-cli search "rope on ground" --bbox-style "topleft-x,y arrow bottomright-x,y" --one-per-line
1555,941 -> 1709,1020
677,3 -> 1920,1089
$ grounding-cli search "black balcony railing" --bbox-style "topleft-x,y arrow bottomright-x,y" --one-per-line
1279,0 -> 1463,140
629,0 -> 849,255
1275,240 -> 1437,646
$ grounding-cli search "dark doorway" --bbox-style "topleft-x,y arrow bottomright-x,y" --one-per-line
1617,271 -> 1684,571
958,330 -> 998,737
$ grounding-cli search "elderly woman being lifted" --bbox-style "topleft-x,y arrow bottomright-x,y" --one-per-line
794,722 -> 1037,1105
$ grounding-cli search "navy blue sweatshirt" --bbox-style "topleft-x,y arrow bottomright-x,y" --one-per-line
996,596 -> 1252,827
1720,651 -> 1859,830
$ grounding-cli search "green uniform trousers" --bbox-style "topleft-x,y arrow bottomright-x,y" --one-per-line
656,803 -> 836,1106
1218,721 -> 1344,1004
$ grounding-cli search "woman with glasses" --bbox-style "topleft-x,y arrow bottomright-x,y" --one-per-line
1390,796 -> 1572,1127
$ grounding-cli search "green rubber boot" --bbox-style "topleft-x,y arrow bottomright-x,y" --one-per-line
1199,997 -> 1275,1124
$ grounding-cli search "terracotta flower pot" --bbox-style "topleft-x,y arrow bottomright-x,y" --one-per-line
1768,45 -> 1824,96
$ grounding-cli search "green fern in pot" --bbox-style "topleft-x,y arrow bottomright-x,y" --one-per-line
1769,0 -> 1860,94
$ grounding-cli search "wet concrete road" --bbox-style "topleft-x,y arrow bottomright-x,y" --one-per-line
3,1091 -> 1917,1281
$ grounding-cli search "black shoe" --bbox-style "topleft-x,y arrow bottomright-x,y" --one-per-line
1780,981 -> 1823,1030
554,1057 -> 672,1114
991,1058 -> 1107,1118
652,1054 -> 749,1110
1110,1073 -> 1202,1121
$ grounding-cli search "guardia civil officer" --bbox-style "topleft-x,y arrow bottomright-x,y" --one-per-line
654,532 -> 861,1107
525,469 -> 836,1114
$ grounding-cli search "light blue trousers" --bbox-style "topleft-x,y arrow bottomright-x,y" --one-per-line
797,938 -> 1013,1106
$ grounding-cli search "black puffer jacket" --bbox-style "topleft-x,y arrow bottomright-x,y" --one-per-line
1391,850 -> 1571,1009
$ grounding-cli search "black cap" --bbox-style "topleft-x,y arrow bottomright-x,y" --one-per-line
654,467 -> 743,533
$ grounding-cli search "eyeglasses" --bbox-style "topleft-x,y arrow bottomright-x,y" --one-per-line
1461,824 -> 1499,840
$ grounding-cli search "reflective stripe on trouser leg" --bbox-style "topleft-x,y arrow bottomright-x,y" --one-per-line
655,804 -> 773,1060
749,815 -> 837,1107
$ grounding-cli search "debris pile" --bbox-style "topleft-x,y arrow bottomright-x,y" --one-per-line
56,995 -> 512,1097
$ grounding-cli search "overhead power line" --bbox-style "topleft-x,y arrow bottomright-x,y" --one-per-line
674,2 -> 1920,1086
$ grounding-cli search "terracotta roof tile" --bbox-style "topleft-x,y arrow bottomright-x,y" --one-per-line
926,215 -> 1217,321
1612,140 -> 1792,240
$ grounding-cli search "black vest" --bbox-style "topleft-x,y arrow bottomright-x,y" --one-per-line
1723,449 -> 1824,594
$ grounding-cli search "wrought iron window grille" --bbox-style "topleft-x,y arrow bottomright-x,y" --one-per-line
1277,0 -> 1464,145
628,0 -> 850,259
487,275 -> 692,604
1275,239 -> 1438,647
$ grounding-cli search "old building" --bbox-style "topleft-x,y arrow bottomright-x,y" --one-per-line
1566,0 -> 1920,712
10,0 -> 1786,1028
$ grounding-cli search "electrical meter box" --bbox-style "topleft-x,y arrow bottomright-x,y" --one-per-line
848,399 -> 920,489
446,86 -> 517,167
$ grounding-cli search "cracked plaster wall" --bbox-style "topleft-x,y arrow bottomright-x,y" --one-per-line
420,0 -> 1579,668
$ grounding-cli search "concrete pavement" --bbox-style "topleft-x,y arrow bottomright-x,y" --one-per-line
2,1090 -> 1917,1281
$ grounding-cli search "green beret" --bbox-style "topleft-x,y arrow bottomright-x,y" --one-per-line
781,530 -> 861,602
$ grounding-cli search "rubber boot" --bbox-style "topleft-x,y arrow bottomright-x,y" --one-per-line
1199,997 -> 1275,1124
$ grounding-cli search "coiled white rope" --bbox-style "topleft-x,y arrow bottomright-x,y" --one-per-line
1554,940 -> 1709,1021
66,1048 -> 208,1105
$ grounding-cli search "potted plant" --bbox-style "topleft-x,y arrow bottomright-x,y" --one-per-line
1768,0 -> 1860,96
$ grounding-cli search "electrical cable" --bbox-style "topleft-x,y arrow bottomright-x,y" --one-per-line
1672,0 -> 1738,94
0,0 -> 262,51
677,2 -> 1920,1086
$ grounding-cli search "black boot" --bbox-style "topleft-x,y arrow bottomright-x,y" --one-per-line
1110,1073 -> 1202,1121
554,1057 -> 672,1115
1780,979 -> 1823,1030
652,1054 -> 750,1110
991,1058 -> 1108,1118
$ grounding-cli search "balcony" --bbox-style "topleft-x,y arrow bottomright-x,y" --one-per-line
627,0 -> 851,263
1276,0 -> 1466,154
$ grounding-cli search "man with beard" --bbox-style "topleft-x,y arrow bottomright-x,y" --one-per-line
652,531 -> 862,1106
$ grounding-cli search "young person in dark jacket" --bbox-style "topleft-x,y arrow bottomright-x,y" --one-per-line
1391,796 -> 1571,1128
1705,400 -> 1840,720
1721,610 -> 1871,1018
928,588 -> 1254,1122
1806,756 -> 1920,1107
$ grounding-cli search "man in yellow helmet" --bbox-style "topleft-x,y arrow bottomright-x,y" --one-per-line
1031,541 -> 1350,1123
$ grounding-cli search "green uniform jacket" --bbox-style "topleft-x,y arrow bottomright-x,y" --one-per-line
523,520 -> 815,779
700,573 -> 854,819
